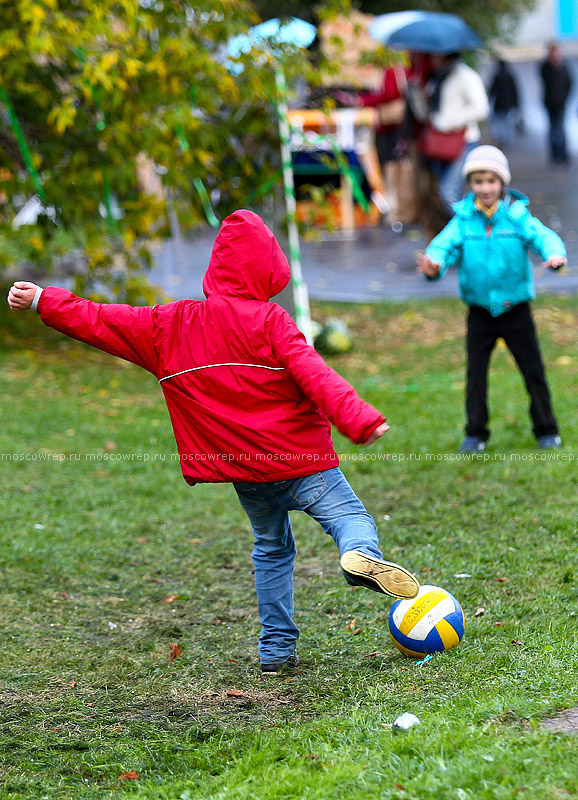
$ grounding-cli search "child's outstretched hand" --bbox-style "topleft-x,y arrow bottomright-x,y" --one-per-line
364,422 -> 390,447
7,281 -> 39,310
543,255 -> 567,270
416,252 -> 440,278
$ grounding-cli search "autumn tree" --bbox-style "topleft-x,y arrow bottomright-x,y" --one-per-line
0,0 -> 323,298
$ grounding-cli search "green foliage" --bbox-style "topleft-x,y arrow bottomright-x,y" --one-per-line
0,0 -> 324,288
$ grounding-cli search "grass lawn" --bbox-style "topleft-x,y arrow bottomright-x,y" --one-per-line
1,291 -> 578,799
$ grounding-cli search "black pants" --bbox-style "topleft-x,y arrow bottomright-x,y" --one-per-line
466,303 -> 559,441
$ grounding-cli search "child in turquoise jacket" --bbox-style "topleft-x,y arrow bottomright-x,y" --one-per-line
417,145 -> 567,452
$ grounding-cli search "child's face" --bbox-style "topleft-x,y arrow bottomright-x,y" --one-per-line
468,171 -> 503,207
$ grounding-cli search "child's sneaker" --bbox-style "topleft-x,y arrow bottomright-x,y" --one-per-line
459,436 -> 486,453
537,434 -> 562,449
340,551 -> 420,598
261,651 -> 300,675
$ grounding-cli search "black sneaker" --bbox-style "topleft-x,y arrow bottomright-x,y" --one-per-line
460,436 -> 486,453
340,550 -> 420,599
261,651 -> 300,675
537,434 -> 562,449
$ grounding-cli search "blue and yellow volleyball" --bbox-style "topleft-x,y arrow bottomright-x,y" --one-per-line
388,585 -> 464,658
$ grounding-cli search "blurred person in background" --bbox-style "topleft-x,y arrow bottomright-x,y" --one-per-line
540,42 -> 573,165
488,59 -> 521,148
420,53 -> 489,216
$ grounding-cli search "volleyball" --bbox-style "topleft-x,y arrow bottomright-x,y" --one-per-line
388,585 -> 464,658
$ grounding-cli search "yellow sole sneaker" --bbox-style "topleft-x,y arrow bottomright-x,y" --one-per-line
340,550 -> 420,599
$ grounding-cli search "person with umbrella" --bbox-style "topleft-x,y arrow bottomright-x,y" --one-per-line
370,13 -> 489,229
414,52 -> 489,221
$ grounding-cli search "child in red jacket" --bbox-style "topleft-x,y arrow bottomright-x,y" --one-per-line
8,209 -> 419,673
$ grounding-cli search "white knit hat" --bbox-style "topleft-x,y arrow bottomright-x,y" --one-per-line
462,145 -> 511,185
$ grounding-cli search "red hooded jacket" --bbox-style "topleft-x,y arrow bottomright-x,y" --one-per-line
37,210 -> 385,484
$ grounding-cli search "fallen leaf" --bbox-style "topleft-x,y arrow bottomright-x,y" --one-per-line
163,595 -> 179,603
497,576 -> 510,583
104,441 -> 116,452
189,538 -> 204,544
211,618 -> 222,625
365,651 -> 386,658
474,607 -> 485,617
465,473 -> 474,480
22,484 -> 32,492
494,621 -> 504,627
353,627 -> 363,635
395,785 -> 406,791
421,567 -> 431,573
168,642 -> 183,662
137,537 -> 147,543
511,640 -> 525,646
61,680 -> 77,689
226,688 -> 245,698
151,577 -> 165,583
118,770 -> 138,781
345,618 -> 357,630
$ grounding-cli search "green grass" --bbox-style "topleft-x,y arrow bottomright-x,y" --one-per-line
1,292 -> 578,799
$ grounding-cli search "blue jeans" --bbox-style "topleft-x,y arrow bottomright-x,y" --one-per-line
234,467 -> 382,664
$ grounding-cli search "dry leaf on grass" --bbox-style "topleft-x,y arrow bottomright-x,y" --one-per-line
344,618 -> 357,630
226,688 -> 246,698
168,642 -> 183,662
163,594 -> 179,603
474,608 -> 485,617
118,770 -> 138,780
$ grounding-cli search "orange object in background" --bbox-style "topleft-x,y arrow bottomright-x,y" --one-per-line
288,108 -> 385,231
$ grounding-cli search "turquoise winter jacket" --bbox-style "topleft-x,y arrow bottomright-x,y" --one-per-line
425,190 -> 566,317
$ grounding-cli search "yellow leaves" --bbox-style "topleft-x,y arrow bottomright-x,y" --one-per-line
196,151 -> 214,169
29,5 -> 46,23
29,235 -> 43,251
47,98 -> 77,135
101,52 -> 120,72
147,58 -> 168,80
123,58 -> 142,79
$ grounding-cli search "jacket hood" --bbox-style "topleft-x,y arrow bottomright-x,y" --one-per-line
203,210 -> 291,301
453,189 -> 530,219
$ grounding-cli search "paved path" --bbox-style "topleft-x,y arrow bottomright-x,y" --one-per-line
150,59 -> 578,304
